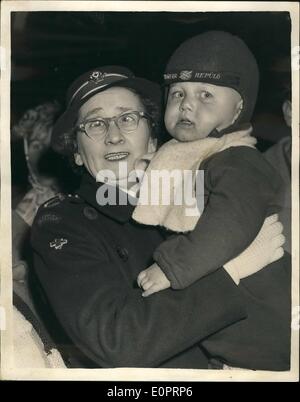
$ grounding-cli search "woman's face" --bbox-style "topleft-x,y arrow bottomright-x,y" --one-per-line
75,87 -> 155,182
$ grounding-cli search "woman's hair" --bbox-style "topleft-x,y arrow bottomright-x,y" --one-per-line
132,88 -> 162,140
66,87 -> 163,175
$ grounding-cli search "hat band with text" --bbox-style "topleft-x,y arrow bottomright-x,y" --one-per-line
164,70 -> 240,87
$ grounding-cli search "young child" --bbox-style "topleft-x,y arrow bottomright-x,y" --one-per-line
133,31 -> 291,370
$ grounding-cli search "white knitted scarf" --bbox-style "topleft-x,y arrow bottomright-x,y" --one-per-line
133,127 -> 256,232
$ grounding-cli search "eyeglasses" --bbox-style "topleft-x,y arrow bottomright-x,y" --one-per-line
76,111 -> 153,141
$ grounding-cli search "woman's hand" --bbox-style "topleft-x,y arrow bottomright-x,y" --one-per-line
224,214 -> 285,284
137,263 -> 171,297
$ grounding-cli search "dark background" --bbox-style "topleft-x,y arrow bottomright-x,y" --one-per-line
11,11 -> 291,118
11,11 -> 292,199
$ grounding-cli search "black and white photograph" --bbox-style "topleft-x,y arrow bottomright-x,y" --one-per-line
0,1 -> 299,382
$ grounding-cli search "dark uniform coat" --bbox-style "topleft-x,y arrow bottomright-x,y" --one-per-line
31,172 -> 247,368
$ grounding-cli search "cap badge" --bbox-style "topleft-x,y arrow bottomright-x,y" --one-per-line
89,71 -> 107,84
83,206 -> 98,220
179,70 -> 193,80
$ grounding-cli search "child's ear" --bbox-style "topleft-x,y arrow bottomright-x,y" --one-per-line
74,153 -> 84,166
147,136 -> 158,153
232,99 -> 244,124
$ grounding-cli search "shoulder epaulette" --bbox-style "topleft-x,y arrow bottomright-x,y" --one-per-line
42,193 -> 66,209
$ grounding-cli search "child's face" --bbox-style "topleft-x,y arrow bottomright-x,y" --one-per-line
164,82 -> 243,141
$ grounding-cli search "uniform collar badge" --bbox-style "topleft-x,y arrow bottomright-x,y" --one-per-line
50,238 -> 68,250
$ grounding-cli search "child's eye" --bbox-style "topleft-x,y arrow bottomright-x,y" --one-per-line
200,91 -> 213,101
170,91 -> 184,99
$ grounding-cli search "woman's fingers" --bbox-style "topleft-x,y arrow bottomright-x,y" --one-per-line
272,233 -> 286,248
265,213 -> 279,225
263,221 -> 283,238
271,221 -> 283,235
271,247 -> 284,262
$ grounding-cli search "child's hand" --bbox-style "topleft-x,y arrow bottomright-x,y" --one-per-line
137,263 -> 171,297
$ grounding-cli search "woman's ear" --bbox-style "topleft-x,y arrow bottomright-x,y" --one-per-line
74,153 -> 83,166
147,136 -> 157,154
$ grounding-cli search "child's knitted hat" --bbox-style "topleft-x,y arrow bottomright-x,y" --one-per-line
164,31 -> 259,130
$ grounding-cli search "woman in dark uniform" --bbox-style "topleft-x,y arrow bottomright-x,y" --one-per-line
31,66 -> 284,368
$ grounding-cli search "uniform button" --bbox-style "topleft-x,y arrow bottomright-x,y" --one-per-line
83,206 -> 98,220
69,194 -> 84,204
116,246 -> 129,262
